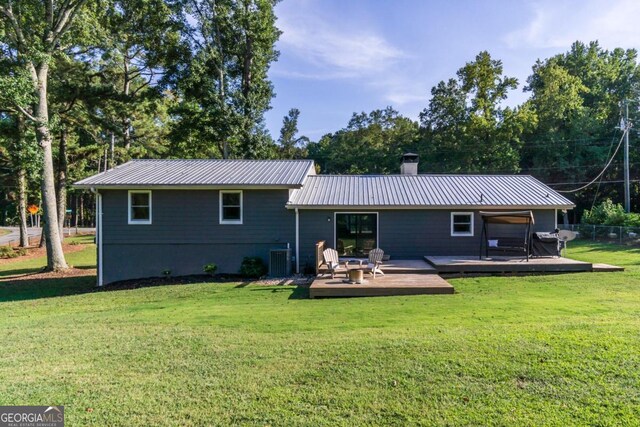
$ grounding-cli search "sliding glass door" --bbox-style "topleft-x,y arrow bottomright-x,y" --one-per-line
335,213 -> 378,257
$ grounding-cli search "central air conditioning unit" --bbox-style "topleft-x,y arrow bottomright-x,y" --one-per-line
269,248 -> 292,277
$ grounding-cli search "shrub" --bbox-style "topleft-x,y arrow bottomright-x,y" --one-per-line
203,263 -> 218,276
0,246 -> 26,259
582,199 -> 627,226
624,213 -> 640,227
239,257 -> 267,278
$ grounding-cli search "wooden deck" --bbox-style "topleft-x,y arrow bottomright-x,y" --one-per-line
592,263 -> 625,272
424,255 -> 594,274
310,273 -> 454,298
318,259 -> 437,275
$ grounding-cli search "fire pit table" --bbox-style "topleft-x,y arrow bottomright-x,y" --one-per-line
347,268 -> 364,284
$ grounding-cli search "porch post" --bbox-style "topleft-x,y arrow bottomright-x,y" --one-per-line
295,208 -> 300,274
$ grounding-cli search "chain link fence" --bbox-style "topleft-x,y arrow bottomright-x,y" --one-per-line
559,224 -> 640,245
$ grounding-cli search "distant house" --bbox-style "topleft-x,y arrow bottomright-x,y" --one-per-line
74,155 -> 574,285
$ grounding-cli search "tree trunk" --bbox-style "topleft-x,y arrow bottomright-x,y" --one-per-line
57,127 -> 68,239
39,226 -> 46,248
16,114 -> 29,247
34,63 -> 68,270
123,55 -> 132,152
79,193 -> 84,227
17,168 -> 29,247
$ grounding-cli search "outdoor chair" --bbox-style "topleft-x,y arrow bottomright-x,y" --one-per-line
322,248 -> 348,279
361,248 -> 385,278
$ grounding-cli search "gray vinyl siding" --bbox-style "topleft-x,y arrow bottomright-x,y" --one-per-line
298,209 -> 556,264
101,189 -> 294,284
100,187 -> 557,283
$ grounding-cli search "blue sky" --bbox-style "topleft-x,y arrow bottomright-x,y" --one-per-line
264,0 -> 640,141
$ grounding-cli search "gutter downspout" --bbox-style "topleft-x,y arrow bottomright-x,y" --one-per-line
91,188 -> 103,287
295,208 -> 300,274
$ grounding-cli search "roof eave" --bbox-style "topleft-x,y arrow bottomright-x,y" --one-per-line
74,183 -> 303,190
286,204 -> 576,210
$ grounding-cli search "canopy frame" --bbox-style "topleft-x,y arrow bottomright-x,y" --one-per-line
479,211 -> 535,261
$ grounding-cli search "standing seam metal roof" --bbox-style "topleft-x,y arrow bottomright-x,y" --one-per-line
287,175 -> 574,208
74,159 -> 315,187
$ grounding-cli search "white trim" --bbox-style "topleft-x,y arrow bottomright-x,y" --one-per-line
128,190 -> 152,225
295,208 -> 300,274
97,192 -> 103,287
219,190 -> 243,225
451,212 -> 474,237
333,212 -> 380,254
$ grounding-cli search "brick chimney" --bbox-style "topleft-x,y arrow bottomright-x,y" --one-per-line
400,153 -> 419,175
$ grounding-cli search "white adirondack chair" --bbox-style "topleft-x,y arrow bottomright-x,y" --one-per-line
361,248 -> 385,278
322,248 -> 347,278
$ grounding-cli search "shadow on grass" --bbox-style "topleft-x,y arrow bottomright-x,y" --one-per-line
0,275 -> 98,302
247,285 -> 310,299
289,286 -> 310,299
573,241 -> 640,254
0,270 -> 315,303
0,267 -> 46,278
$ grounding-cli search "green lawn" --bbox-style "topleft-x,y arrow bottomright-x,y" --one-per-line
0,242 -> 639,425
0,235 -> 96,279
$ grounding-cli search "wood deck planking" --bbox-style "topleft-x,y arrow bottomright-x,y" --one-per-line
310,274 -> 454,298
592,263 -> 625,272
318,259 -> 437,275
424,256 -> 594,273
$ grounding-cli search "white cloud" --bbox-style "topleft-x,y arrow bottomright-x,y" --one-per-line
505,0 -> 640,49
279,24 -> 404,74
273,1 -> 428,108
276,5 -> 405,78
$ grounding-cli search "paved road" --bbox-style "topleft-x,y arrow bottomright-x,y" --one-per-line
0,227 -> 95,246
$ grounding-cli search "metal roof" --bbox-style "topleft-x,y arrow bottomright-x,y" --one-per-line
74,159 -> 315,188
287,175 -> 574,209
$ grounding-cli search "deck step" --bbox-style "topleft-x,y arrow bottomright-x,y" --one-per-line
424,255 -> 593,274
310,274 -> 453,298
592,263 -> 625,272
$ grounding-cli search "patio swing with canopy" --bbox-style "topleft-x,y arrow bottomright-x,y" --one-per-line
479,211 -> 534,261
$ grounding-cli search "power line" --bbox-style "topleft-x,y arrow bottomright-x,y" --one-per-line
555,127 -> 628,193
548,179 -> 640,186
591,130 -> 619,210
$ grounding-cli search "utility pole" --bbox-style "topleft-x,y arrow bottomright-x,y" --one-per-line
624,101 -> 631,213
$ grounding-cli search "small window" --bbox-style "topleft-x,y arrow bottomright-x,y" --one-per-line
451,212 -> 473,236
128,191 -> 152,224
220,190 -> 243,224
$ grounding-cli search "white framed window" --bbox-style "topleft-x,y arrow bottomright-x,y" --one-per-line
128,190 -> 152,225
220,190 -> 243,224
451,212 -> 473,236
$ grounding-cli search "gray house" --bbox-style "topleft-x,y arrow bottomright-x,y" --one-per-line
75,156 -> 574,285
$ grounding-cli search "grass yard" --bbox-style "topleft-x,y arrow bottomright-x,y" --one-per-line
0,235 -> 96,281
0,242 -> 639,425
